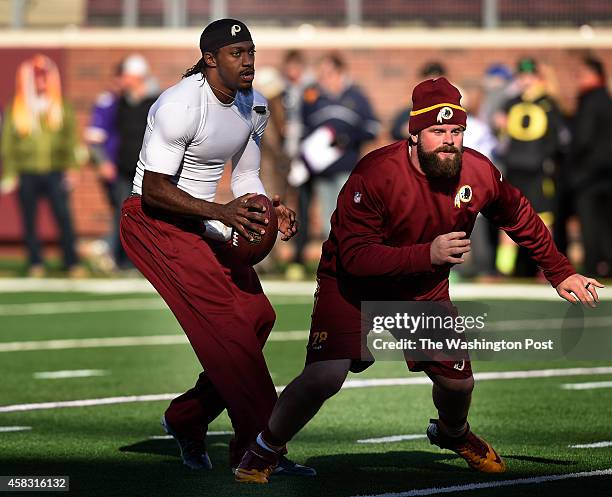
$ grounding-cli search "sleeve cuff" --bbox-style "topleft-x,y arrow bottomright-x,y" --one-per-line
546,266 -> 577,288
404,242 -> 433,274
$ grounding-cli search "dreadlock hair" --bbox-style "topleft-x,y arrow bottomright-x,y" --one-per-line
183,57 -> 204,78
182,51 -> 219,79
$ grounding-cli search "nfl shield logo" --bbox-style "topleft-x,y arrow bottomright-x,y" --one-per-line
354,192 -> 362,204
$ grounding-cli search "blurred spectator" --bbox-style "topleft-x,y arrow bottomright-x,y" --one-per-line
282,50 -> 312,165
458,81 -> 500,279
84,62 -> 123,272
254,66 -> 291,201
390,61 -> 447,141
0,54 -> 83,278
571,55 -> 612,277
479,63 -> 516,133
496,57 -> 568,277
287,52 -> 379,278
112,54 -> 159,269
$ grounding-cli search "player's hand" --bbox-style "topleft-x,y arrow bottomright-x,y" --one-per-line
272,194 -> 298,241
430,231 -> 471,265
216,193 -> 268,242
556,274 -> 604,308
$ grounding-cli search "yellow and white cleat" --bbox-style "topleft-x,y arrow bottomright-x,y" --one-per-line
234,442 -> 279,484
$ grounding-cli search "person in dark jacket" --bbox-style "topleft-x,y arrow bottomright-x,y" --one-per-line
288,53 -> 379,276
572,55 -> 612,277
112,54 -> 159,268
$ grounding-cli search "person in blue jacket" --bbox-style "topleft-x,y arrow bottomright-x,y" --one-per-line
289,52 -> 379,275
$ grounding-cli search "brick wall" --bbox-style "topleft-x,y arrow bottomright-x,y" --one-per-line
2,43 -> 612,241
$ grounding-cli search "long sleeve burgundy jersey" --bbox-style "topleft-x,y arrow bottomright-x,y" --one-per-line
317,140 -> 575,301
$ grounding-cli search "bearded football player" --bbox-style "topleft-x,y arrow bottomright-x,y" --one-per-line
235,77 -> 603,483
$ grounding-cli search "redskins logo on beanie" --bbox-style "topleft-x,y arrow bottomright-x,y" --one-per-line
409,77 -> 467,135
199,18 -> 252,54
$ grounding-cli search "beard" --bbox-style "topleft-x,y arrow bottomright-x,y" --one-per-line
417,139 -> 462,179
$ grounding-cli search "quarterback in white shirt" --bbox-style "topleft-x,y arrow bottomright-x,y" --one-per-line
120,19 -> 309,479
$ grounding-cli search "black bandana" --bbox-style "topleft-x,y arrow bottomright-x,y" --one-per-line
199,18 -> 252,54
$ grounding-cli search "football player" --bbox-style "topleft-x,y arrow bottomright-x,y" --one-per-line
235,77 -> 603,483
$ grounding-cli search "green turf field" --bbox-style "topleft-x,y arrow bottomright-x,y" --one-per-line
1,287 -> 611,497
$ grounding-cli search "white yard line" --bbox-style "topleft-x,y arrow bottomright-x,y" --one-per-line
357,434 -> 427,444
33,370 -> 108,379
1,309 -> 610,352
561,381 -> 612,390
351,468 -> 612,497
0,330 -> 310,353
0,426 -> 31,432
0,394 -> 178,413
0,299 -> 167,316
570,441 -> 612,449
486,316 -> 612,331
0,296 -> 312,316
150,431 -> 232,440
2,367 -> 612,414
1,279 -> 611,300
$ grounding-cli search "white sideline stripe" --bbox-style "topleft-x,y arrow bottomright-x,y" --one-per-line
561,381 -> 612,390
150,431 -> 232,440
1,278 -> 611,300
570,441 -> 612,449
2,366 -> 612,414
351,468 -> 612,497
0,426 -> 31,432
0,330 -> 310,353
33,369 -> 108,379
357,434 -> 427,444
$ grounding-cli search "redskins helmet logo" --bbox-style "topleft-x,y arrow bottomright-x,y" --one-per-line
231,24 -> 242,37
437,106 -> 454,123
454,185 -> 472,208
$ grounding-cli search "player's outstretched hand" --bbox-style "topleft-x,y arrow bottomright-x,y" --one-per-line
272,194 -> 298,241
430,231 -> 471,266
556,274 -> 604,308
216,193 -> 268,242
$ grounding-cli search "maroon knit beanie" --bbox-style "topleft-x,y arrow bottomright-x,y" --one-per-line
409,77 -> 467,135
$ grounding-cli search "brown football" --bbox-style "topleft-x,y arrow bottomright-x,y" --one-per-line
226,194 -> 278,266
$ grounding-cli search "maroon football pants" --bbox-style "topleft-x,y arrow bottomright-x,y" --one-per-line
120,196 -> 277,467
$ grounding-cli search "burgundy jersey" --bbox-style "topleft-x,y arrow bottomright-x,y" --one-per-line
318,140 -> 575,302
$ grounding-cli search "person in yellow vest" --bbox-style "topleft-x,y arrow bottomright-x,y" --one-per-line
1,54 -> 84,277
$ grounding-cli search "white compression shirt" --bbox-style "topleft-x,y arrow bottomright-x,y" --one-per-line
132,74 -> 269,202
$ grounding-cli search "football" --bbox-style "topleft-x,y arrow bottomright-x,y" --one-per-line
226,194 -> 278,266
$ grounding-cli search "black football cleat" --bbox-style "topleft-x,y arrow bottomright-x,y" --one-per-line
272,455 -> 317,477
161,415 -> 212,470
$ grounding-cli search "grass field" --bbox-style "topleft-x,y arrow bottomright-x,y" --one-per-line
1,282 -> 611,497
